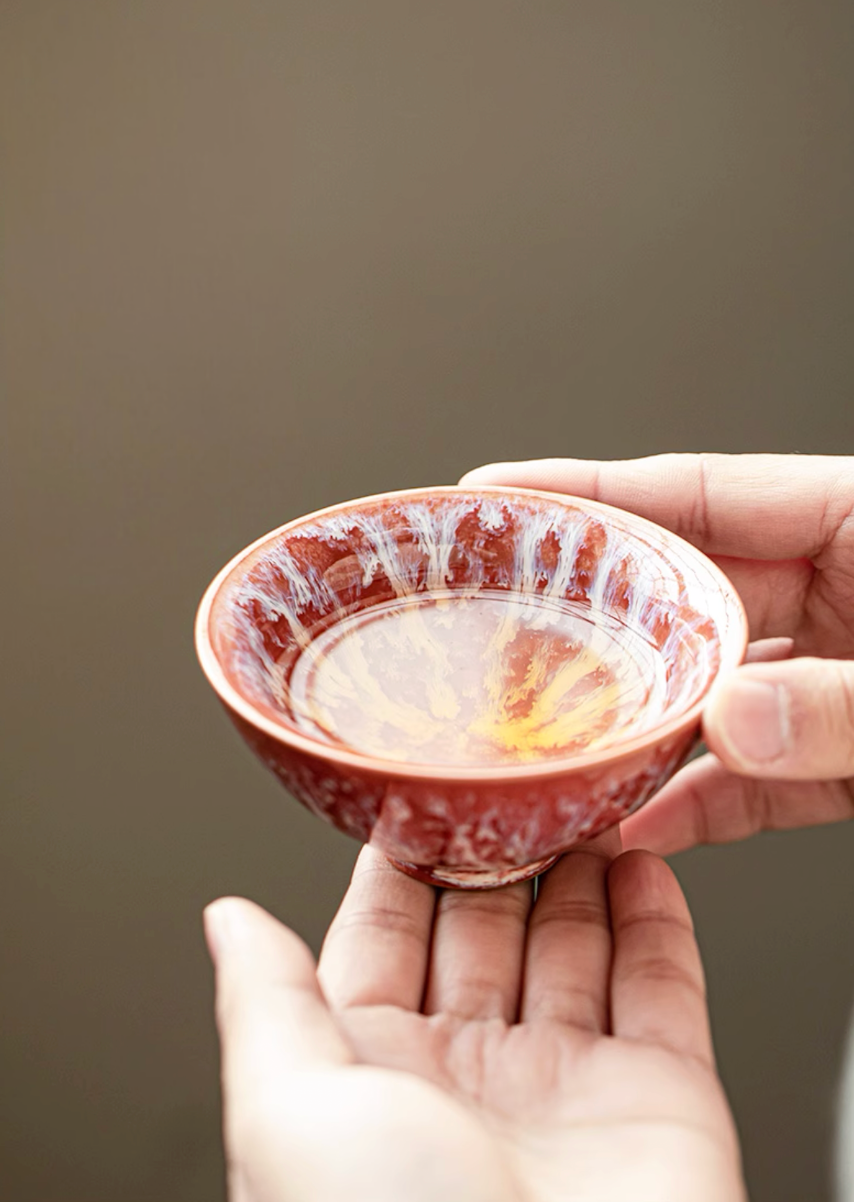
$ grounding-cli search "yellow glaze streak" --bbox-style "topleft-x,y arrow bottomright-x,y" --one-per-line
288,589 -> 660,767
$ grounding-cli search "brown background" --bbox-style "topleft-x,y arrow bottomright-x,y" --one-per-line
2,3 -> 854,1199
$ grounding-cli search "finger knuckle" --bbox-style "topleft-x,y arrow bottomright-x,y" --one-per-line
532,898 -> 610,932
624,955 -> 706,1002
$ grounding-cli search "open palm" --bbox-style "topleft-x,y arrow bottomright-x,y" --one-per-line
207,837 -> 745,1202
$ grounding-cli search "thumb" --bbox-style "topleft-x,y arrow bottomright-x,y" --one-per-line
204,898 -> 353,1087
704,658 -> 854,780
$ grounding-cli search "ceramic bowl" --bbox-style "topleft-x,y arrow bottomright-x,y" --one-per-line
195,487 -> 747,888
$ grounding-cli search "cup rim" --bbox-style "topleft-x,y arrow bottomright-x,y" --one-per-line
195,484 -> 749,781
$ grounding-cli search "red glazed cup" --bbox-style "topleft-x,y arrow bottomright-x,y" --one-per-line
195,487 -> 748,888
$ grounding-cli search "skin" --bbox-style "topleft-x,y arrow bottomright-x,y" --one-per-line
206,838 -> 745,1202
462,453 -> 854,853
206,453 -> 854,1200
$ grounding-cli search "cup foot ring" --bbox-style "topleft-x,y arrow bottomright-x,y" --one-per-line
385,854 -> 560,890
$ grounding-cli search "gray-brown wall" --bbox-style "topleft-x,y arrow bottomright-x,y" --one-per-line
2,3 -> 853,1199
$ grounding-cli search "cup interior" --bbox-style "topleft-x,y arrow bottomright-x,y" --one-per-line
203,489 -> 746,771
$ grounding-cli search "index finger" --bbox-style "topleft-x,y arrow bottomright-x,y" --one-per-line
461,453 -> 854,562
318,846 -> 436,1012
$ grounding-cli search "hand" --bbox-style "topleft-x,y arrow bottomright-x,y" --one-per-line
205,839 -> 745,1202
462,453 -> 854,854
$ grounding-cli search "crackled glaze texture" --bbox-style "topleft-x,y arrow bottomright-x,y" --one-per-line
198,488 -> 747,887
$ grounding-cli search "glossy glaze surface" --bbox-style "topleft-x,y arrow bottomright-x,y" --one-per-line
289,589 -> 661,766
197,487 -> 747,886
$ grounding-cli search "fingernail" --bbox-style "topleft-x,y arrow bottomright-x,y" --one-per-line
713,679 -> 791,766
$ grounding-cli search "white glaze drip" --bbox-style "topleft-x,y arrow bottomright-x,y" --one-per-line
222,492 -> 727,760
